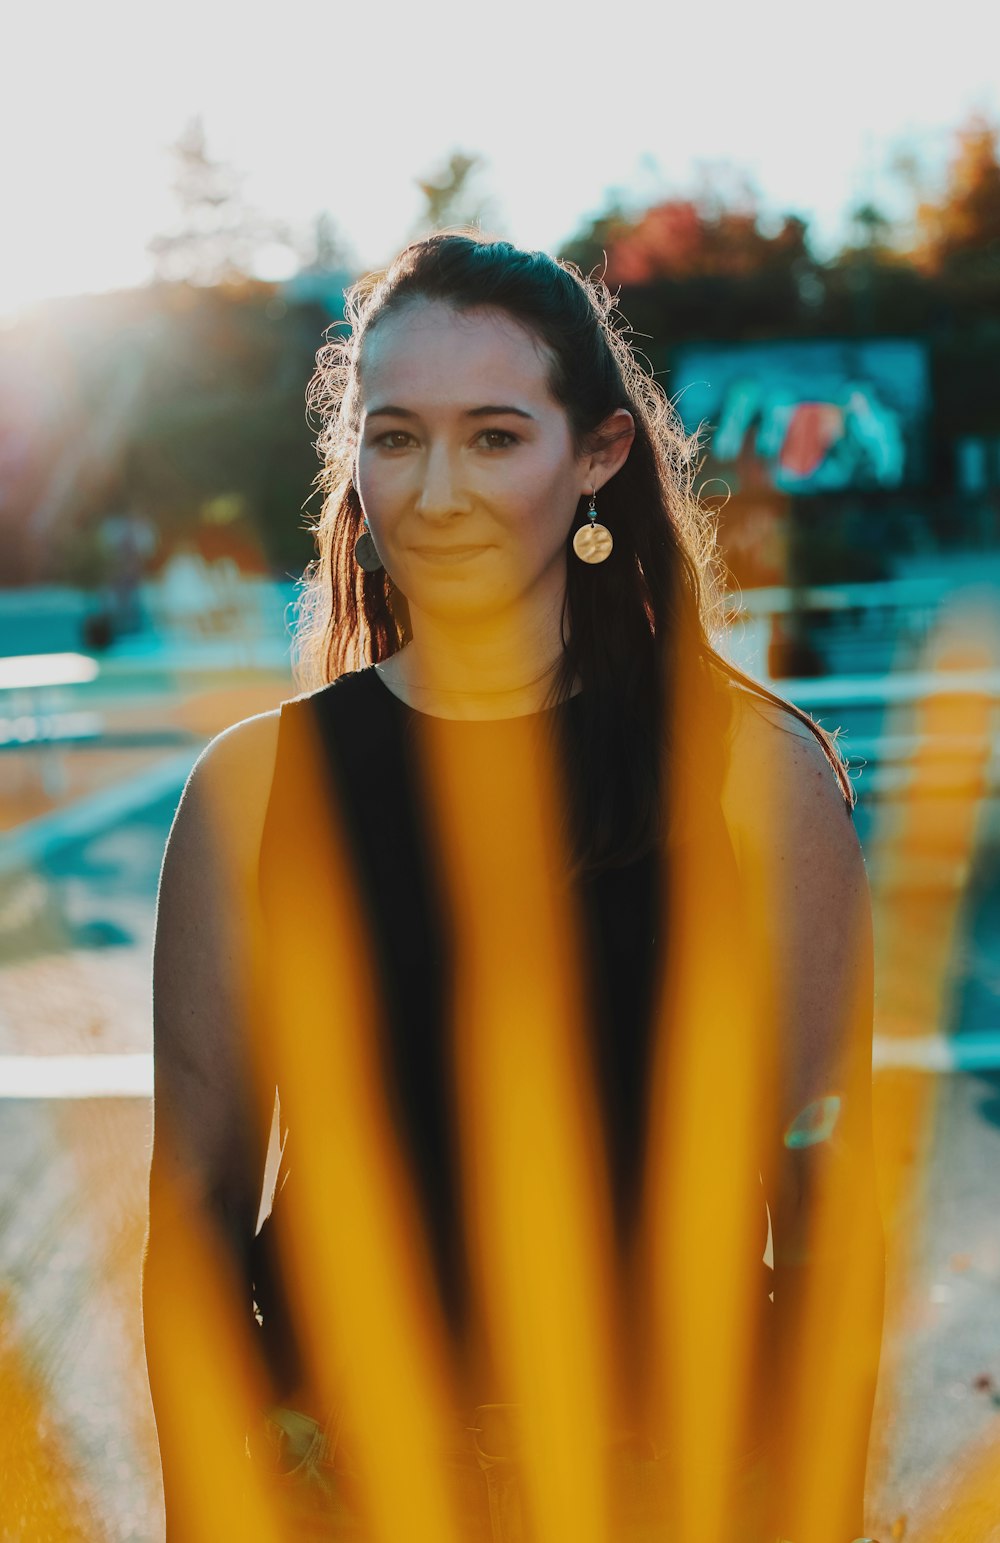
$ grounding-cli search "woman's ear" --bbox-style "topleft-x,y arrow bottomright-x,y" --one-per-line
585,408 -> 636,493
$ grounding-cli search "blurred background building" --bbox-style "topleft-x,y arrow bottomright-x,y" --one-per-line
3,114 -> 999,678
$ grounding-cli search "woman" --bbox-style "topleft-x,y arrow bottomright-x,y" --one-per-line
144,232 -> 884,1543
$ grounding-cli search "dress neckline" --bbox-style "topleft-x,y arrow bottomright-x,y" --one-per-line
366,663 -> 583,723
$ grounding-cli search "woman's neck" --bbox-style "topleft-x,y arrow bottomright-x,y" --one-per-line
378,605 -> 575,721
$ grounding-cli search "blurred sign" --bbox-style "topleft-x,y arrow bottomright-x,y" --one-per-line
671,338 -> 930,493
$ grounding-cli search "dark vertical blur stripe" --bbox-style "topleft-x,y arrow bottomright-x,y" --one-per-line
253,698 -> 468,1543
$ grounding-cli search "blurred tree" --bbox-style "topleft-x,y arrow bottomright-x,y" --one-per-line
888,140 -> 930,214
560,200 -> 826,352
410,151 -> 502,239
128,282 -> 318,574
296,211 -> 352,274
849,200 -> 894,252
279,213 -> 356,320
148,117 -> 300,287
560,166 -> 814,286
558,154 -> 952,344
558,168 -> 831,348
824,197 -> 923,333
910,111 -> 1000,281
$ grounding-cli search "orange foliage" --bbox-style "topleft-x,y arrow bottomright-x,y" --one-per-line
604,198 -> 807,285
911,112 -> 1000,275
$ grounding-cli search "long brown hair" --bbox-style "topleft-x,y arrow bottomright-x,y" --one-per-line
295,228 -> 855,872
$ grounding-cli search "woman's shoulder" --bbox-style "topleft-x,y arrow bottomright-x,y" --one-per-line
172,707 -> 283,878
162,672 -> 377,911
192,671 -> 366,771
720,680 -> 856,860
194,703 -> 282,783
187,673 -> 350,790
723,678 -> 825,744
182,670 -> 377,821
722,679 -> 846,770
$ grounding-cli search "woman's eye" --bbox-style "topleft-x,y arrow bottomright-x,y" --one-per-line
373,429 -> 518,450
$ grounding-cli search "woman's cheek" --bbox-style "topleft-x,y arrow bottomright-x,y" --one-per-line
356,469 -> 398,535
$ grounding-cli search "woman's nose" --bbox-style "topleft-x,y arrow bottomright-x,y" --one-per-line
415,444 -> 471,519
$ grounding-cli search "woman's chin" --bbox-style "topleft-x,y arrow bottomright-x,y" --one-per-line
403,577 -> 515,625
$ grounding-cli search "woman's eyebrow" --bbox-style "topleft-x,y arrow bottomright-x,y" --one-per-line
365,404 -> 536,421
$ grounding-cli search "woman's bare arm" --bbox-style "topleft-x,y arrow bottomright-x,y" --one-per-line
142,709 -> 280,1536
722,691 -> 885,1541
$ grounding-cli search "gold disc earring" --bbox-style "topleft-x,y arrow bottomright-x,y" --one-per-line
572,491 -> 613,564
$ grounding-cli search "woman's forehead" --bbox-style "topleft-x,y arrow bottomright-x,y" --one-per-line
358,300 -> 553,407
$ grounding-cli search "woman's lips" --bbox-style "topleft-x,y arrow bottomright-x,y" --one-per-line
409,544 -> 493,563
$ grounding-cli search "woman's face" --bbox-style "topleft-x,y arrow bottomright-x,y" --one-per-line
354,298 -> 613,625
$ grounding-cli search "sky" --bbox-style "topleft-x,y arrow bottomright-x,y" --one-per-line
3,0 -> 998,324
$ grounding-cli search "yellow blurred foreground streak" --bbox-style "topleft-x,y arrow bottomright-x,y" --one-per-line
867,603 -> 998,1541
634,631 -> 889,1543
635,653 -> 781,1543
417,706 -> 621,1543
142,1160 -> 288,1543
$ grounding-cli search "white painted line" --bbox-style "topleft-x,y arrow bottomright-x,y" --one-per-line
773,668 -> 1000,707
0,1053 -> 153,1098
873,1035 -> 953,1071
872,1033 -> 1000,1072
0,653 -> 99,689
3,1035 -> 1000,1100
